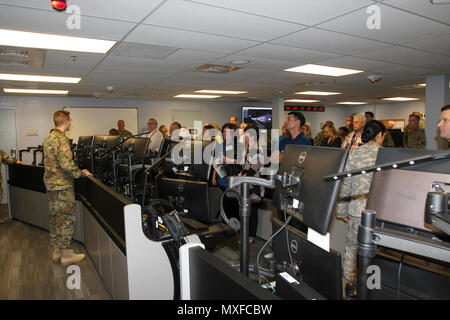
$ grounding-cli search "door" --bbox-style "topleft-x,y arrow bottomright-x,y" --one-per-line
0,108 -> 17,204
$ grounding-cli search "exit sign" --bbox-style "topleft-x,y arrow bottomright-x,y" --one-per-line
285,105 -> 325,112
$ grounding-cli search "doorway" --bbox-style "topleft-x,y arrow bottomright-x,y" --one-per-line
0,108 -> 17,204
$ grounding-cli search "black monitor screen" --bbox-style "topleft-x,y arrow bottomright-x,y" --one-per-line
375,148 -> 450,174
273,145 -> 348,235
93,135 -> 121,150
272,217 -> 342,300
242,107 -> 272,129
122,137 -> 149,155
78,136 -> 93,147
157,177 -> 213,223
167,140 -> 216,182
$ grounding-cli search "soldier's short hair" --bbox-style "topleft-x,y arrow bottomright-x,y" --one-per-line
441,105 -> 450,112
409,113 -> 420,121
53,110 -> 71,126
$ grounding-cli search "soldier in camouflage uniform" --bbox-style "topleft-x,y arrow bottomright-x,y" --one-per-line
117,120 -> 132,138
0,149 -> 23,223
336,120 -> 386,298
403,114 -> 426,149
382,129 -> 395,147
43,110 -> 92,266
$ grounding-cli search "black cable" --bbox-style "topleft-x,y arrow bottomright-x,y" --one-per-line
255,213 -> 293,286
397,252 -> 406,300
219,187 -> 242,232
284,207 -> 297,278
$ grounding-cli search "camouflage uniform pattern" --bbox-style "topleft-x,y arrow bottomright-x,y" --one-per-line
0,148 -> 16,201
383,130 -> 395,147
335,141 -> 381,283
47,188 -> 76,248
43,129 -> 84,249
402,127 -> 426,149
118,129 -> 132,138
314,131 -> 325,146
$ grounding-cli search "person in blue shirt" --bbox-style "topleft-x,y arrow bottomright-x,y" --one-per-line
278,111 -> 311,156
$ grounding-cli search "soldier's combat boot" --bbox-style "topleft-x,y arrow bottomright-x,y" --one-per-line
61,249 -> 85,266
52,246 -> 61,263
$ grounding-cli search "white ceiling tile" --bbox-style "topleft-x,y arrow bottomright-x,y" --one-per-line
402,33 -> 450,57
143,0 -> 305,41
234,43 -> 341,65
319,56 -> 437,75
383,0 -> 450,24
271,27 -> 392,55
318,3 -> 450,44
0,5 -> 135,41
187,0 -> 373,26
355,46 -> 450,71
125,24 -> 259,53
0,0 -> 164,22
43,51 -> 104,70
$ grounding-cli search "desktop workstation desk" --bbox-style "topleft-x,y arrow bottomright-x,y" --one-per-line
6,163 -> 231,300
7,164 -> 130,300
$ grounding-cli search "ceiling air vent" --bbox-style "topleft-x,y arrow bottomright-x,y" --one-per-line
296,81 -> 331,87
192,64 -> 242,74
0,46 -> 45,69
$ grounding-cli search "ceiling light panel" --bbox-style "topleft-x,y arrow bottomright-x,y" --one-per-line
3,88 -> 69,94
295,91 -> 341,95
175,94 -> 221,99
284,99 -> 320,103
285,64 -> 363,76
382,97 -> 420,101
195,90 -> 247,94
0,29 -> 116,54
0,73 -> 81,83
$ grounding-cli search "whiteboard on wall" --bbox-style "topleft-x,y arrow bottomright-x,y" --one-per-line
64,107 -> 138,142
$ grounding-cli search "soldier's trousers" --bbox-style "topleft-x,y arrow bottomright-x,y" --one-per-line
343,216 -> 361,284
47,188 -> 75,249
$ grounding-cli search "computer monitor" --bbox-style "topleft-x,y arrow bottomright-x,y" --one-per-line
122,137 -> 149,155
366,148 -> 450,236
375,148 -> 450,174
272,145 -> 349,235
77,136 -> 93,147
157,177 -> 218,224
271,217 -> 343,300
167,139 -> 216,182
186,246 -> 279,300
93,135 -> 121,150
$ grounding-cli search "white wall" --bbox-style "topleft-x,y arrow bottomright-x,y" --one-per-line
0,95 -> 252,150
0,94 -> 425,152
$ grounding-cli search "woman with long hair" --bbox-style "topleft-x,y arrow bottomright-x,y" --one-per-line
321,123 -> 342,148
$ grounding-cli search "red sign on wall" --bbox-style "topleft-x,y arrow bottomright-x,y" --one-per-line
285,105 -> 325,112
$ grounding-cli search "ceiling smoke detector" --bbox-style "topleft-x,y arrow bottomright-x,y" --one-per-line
368,75 -> 382,83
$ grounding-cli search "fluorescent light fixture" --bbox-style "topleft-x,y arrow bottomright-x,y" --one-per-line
0,73 -> 81,83
295,91 -> 341,96
284,99 -> 320,103
337,102 -> 367,105
175,94 -> 221,99
3,88 -> 68,95
195,90 -> 247,94
0,29 -> 116,54
418,83 -> 426,87
285,64 -> 363,77
382,97 -> 420,101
